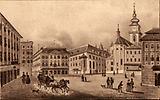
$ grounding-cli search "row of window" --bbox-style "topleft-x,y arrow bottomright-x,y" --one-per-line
116,48 -> 123,50
22,60 -> 32,63
42,62 -> 68,67
22,51 -> 33,55
126,58 -> 141,62
70,62 -> 80,67
22,45 -> 33,48
89,61 -> 105,69
0,52 -> 19,63
145,43 -> 160,50
126,50 -> 141,55
42,55 -> 68,59
145,55 -> 159,61
1,37 -> 19,51
43,70 -> 68,75
89,55 -> 105,61
3,26 -> 19,42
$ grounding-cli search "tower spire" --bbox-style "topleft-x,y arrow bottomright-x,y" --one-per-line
116,24 -> 120,37
133,2 -> 137,17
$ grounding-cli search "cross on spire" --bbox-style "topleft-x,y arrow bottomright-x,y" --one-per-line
116,24 -> 120,37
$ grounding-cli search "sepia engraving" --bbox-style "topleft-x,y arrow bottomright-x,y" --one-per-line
0,0 -> 159,99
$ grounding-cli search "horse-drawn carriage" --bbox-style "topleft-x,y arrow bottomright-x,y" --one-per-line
37,73 -> 70,94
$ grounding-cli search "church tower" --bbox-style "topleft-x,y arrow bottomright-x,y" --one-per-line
129,3 -> 142,45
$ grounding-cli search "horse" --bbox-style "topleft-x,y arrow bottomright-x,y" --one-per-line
51,79 -> 70,93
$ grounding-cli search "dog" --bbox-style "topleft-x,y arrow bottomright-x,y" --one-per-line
32,89 -> 40,93
101,84 -> 106,88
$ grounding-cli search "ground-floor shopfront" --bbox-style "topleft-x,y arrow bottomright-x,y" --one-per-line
0,65 -> 20,87
41,67 -> 69,76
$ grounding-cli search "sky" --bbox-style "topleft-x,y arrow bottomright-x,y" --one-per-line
0,0 -> 159,50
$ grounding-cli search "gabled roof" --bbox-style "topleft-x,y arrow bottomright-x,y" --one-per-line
140,28 -> 160,41
115,36 -> 132,47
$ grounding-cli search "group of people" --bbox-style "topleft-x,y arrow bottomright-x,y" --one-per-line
22,72 -> 31,85
106,77 -> 114,88
81,75 -> 87,82
126,78 -> 134,92
117,78 -> 134,93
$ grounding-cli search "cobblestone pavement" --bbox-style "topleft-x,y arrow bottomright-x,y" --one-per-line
1,74 -> 145,100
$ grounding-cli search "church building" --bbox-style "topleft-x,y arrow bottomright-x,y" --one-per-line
106,3 -> 142,74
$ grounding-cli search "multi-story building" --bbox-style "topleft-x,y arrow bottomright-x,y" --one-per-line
140,28 -> 160,98
33,47 -> 69,76
69,44 -> 109,75
106,3 -> 142,74
20,41 -> 33,76
0,13 -> 23,87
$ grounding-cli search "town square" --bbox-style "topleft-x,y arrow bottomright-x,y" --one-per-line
0,0 -> 160,99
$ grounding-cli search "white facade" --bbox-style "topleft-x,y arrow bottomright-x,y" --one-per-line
69,44 -> 108,75
0,13 -> 23,87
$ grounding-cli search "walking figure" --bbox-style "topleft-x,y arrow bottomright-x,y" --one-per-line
22,72 -> 26,84
106,77 -> 110,88
126,79 -> 131,92
85,77 -> 87,82
125,73 -> 128,78
25,72 -> 31,84
81,75 -> 84,82
113,71 -> 115,75
110,77 -> 114,89
130,78 -> 134,92
118,81 -> 123,93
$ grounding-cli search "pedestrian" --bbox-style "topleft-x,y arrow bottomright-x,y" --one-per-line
125,73 -> 127,78
25,72 -> 31,84
130,78 -> 134,92
85,76 -> 87,82
110,77 -> 114,89
81,75 -> 84,82
126,79 -> 131,92
113,71 -> 115,75
22,72 -> 26,84
118,81 -> 123,93
106,77 -> 110,88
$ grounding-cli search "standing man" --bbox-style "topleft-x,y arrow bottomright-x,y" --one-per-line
110,77 -> 114,89
25,72 -> 31,84
22,72 -> 26,84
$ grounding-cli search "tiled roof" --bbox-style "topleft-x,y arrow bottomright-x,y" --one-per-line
140,28 -> 160,41
69,44 -> 109,57
42,47 -> 69,54
126,44 -> 141,49
115,36 -> 132,47
146,28 -> 160,34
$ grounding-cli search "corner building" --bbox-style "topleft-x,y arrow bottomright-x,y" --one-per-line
140,28 -> 160,98
0,13 -> 23,87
